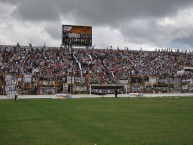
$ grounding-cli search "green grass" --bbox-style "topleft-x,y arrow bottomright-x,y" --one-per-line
0,97 -> 193,145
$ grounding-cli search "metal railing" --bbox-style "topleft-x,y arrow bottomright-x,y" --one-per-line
0,73 -> 193,95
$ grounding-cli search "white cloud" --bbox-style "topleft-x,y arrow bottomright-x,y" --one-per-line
156,8 -> 193,49
93,25 -> 157,50
158,8 -> 193,28
0,2 -> 16,18
1,0 -> 193,50
0,20 -> 61,46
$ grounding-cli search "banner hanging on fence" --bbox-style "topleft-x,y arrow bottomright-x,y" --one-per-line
6,75 -> 18,86
118,79 -> 128,84
24,75 -> 31,83
67,76 -> 74,84
75,77 -> 85,83
91,85 -> 125,95
63,84 -> 68,92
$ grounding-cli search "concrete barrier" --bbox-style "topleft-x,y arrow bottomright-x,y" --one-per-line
0,93 -> 193,100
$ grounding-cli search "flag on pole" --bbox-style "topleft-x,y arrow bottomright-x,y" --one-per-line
92,44 -> 95,50
78,62 -> 83,78
68,39 -> 72,52
88,55 -> 92,61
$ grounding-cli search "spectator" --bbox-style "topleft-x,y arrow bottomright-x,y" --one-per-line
0,45 -> 193,85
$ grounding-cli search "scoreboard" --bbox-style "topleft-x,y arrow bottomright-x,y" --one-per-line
62,25 -> 92,47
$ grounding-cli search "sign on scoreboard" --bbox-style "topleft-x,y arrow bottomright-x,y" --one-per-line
62,25 -> 92,47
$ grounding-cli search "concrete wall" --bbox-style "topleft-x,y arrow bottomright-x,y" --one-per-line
0,93 -> 193,100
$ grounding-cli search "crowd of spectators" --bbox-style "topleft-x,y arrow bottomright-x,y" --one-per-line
0,45 -> 193,84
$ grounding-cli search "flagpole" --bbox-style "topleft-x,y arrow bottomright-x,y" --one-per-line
69,39 -> 73,94
70,72 -> 73,94
101,72 -> 104,98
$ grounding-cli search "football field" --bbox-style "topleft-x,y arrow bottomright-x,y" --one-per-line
0,97 -> 193,145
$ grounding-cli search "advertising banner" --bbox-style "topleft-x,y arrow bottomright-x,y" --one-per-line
62,25 -> 92,47
91,85 -> 124,95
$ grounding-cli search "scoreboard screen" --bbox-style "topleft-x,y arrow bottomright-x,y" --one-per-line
62,25 -> 92,47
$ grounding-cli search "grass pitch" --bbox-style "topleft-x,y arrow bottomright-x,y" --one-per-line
0,97 -> 193,145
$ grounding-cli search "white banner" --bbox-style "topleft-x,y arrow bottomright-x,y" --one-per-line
182,85 -> 188,90
5,86 -> 15,94
63,84 -> 68,92
6,75 -> 12,82
75,86 -> 86,91
149,77 -> 157,84
63,26 -> 72,31
75,77 -> 85,83
177,70 -> 185,76
182,79 -> 192,84
24,75 -> 31,83
118,80 -> 128,84
183,67 -> 193,70
67,76 -> 74,84
6,75 -> 18,86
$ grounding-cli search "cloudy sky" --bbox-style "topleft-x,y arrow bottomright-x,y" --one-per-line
1,0 -> 193,50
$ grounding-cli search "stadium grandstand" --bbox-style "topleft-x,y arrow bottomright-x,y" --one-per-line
0,44 -> 193,97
